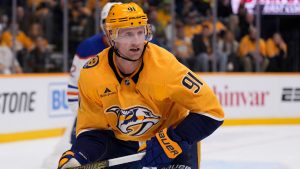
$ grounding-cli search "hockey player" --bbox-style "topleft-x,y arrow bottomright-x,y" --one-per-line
42,2 -> 121,169
57,2 -> 224,169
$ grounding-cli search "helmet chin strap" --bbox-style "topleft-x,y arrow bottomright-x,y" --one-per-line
113,42 -> 148,62
114,48 -> 142,62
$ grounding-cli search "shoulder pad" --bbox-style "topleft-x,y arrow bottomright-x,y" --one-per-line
76,34 -> 106,58
83,55 -> 99,69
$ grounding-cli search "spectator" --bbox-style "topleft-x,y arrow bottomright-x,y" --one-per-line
227,15 -> 241,41
192,25 -> 213,72
202,12 -> 227,35
180,0 -> 198,19
183,11 -> 203,43
148,6 -> 169,49
1,23 -> 33,51
68,1 -> 94,57
85,0 -> 108,12
217,30 -> 239,71
238,26 -> 268,72
239,12 -> 255,40
16,6 -> 30,32
266,32 -> 287,72
33,2 -> 54,45
24,36 -> 51,73
0,14 -> 9,31
1,23 -> 33,67
27,0 -> 44,10
0,30 -> 22,74
193,0 -> 211,16
28,22 -> 44,41
156,1 -> 171,28
217,0 -> 233,23
44,0 -> 63,51
174,25 -> 197,70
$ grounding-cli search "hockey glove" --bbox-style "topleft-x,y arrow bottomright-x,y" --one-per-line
141,128 -> 189,168
57,150 -> 89,169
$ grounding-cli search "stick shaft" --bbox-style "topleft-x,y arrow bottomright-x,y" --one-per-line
68,152 -> 145,169
108,152 -> 145,167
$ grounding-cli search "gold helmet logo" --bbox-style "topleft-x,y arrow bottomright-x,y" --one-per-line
127,6 -> 136,12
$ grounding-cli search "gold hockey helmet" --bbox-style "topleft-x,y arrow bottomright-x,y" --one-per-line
105,2 -> 152,42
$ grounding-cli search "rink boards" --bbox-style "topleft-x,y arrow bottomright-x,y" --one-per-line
199,73 -> 300,125
0,74 -> 74,143
0,73 -> 300,143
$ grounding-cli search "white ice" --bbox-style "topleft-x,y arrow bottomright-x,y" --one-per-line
201,125 -> 300,169
1,125 -> 300,169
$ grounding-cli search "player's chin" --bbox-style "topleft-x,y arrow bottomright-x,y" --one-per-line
129,51 -> 143,59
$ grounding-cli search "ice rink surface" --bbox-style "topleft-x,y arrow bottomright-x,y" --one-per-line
1,125 -> 300,169
201,125 -> 300,169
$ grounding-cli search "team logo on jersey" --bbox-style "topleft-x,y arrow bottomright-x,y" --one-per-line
106,106 -> 160,136
83,55 -> 99,69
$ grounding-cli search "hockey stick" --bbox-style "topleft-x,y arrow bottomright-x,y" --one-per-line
67,152 -> 145,169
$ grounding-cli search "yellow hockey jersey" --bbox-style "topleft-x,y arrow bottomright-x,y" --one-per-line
77,42 -> 224,142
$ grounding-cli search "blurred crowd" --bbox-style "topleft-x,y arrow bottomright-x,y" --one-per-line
0,0 -> 291,74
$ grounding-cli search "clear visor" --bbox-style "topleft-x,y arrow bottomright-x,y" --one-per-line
114,26 -> 146,42
114,26 -> 148,43
108,24 -> 153,43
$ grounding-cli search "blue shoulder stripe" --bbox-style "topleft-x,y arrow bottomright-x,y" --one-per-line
76,33 -> 107,59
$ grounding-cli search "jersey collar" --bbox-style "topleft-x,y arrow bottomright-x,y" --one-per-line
108,45 -> 147,84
